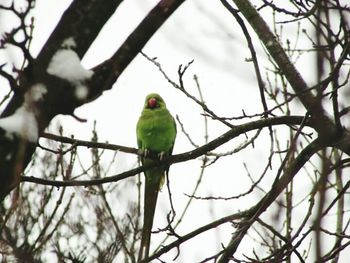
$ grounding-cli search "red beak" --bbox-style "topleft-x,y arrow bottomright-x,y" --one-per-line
148,98 -> 157,108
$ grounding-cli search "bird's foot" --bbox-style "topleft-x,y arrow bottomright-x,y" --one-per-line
143,149 -> 150,158
158,151 -> 166,160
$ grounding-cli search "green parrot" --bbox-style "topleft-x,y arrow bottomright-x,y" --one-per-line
136,93 -> 177,260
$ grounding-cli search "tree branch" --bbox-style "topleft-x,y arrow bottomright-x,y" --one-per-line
41,132 -> 139,155
218,139 -> 323,262
23,115 -> 314,188
87,0 -> 187,102
222,0 -> 344,144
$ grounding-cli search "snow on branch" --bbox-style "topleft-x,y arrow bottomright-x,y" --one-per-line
0,84 -> 47,142
47,38 -> 93,100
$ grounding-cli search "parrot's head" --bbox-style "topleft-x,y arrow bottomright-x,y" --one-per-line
144,93 -> 166,110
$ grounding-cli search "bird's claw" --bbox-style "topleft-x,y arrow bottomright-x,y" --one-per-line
158,151 -> 166,160
143,149 -> 150,158
141,149 -> 166,160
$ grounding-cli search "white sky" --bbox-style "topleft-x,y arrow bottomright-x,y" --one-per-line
1,0 -> 349,262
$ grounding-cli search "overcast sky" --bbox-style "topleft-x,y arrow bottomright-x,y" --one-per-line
1,0 -> 346,262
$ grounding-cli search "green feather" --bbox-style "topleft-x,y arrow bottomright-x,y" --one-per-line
136,93 -> 176,260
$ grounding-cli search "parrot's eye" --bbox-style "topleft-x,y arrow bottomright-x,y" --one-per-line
148,98 -> 158,108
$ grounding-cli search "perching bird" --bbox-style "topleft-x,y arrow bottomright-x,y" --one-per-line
136,93 -> 176,260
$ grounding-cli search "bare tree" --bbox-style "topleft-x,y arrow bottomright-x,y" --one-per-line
0,0 -> 350,262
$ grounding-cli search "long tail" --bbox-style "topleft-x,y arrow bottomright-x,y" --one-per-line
138,168 -> 163,261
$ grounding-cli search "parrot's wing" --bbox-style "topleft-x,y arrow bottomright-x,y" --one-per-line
136,118 -> 146,166
137,138 -> 142,150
